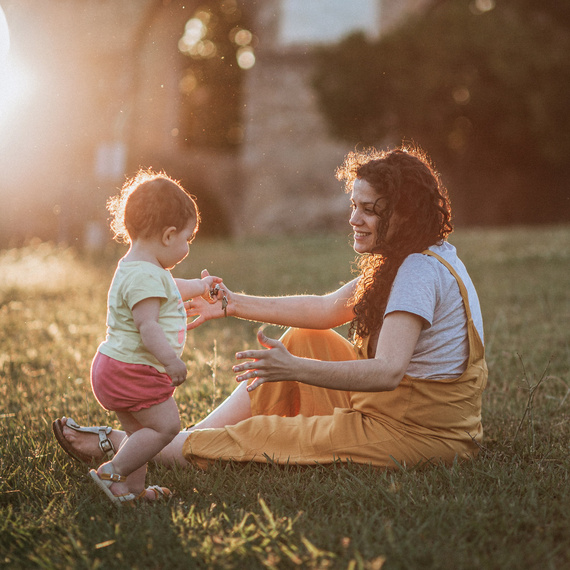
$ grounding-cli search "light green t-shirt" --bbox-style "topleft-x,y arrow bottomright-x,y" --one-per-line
98,260 -> 186,372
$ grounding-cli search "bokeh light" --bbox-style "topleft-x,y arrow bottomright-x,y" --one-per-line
232,28 -> 253,46
469,0 -> 496,15
179,70 -> 198,95
452,86 -> 471,105
178,17 -> 208,55
237,46 -> 255,70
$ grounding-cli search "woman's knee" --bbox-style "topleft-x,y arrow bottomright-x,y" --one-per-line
281,328 -> 354,361
281,327 -> 333,350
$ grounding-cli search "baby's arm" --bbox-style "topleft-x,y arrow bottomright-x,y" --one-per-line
132,297 -> 187,387
175,275 -> 222,301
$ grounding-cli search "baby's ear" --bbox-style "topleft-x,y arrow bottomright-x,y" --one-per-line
161,226 -> 178,245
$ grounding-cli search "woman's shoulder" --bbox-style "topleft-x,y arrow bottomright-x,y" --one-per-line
402,242 -> 459,270
400,246 -> 444,274
396,243 -> 463,293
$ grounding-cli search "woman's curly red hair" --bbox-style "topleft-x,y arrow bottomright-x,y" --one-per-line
336,145 -> 453,346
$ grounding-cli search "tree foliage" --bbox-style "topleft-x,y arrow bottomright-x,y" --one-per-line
313,0 -> 570,224
178,0 -> 254,149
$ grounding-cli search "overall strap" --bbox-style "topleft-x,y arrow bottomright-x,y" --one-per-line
421,249 -> 486,375
421,250 -> 473,323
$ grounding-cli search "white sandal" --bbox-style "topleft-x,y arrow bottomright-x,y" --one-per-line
53,417 -> 116,465
89,466 -> 136,506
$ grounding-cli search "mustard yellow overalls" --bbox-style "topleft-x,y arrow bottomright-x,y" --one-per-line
183,252 -> 488,469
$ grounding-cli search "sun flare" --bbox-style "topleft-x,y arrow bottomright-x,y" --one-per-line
0,7 -> 35,126
0,6 -> 8,60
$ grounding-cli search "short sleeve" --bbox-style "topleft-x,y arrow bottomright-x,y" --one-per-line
122,269 -> 169,310
384,254 -> 439,327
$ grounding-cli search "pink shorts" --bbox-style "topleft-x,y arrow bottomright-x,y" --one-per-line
90,352 -> 175,413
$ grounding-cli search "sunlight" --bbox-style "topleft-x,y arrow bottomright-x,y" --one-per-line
0,56 -> 35,125
0,6 -> 8,61
0,7 -> 35,127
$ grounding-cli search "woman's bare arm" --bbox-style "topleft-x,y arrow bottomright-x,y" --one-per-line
233,311 -> 423,393
185,276 -> 358,331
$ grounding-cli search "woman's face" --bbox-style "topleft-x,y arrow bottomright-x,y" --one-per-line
349,178 -> 388,254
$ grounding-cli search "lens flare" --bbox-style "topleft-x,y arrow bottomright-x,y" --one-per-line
0,6 -> 9,62
0,57 -> 36,125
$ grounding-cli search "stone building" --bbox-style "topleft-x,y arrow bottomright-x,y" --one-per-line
0,0 -> 428,246
237,0 -> 431,236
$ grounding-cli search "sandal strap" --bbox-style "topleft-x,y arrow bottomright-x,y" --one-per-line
66,417 -> 112,437
116,493 -> 137,503
98,472 -> 127,483
66,418 -> 116,461
97,429 -> 115,460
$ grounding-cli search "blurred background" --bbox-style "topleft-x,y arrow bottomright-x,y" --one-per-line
0,0 -> 568,250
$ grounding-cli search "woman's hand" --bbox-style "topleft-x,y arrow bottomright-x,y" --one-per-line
186,270 -> 233,330
233,329 -> 297,391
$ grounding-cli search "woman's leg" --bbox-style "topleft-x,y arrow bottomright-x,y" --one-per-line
58,382 -> 252,467
154,382 -> 252,467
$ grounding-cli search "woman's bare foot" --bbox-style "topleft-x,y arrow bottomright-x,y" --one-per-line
56,417 -> 126,465
54,416 -> 194,468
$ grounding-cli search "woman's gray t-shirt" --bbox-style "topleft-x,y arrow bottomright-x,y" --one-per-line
385,241 -> 484,380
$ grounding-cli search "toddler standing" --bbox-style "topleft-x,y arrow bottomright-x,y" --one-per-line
89,170 -> 221,505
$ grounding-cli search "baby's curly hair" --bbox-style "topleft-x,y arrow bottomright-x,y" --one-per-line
107,169 -> 200,244
336,145 -> 453,346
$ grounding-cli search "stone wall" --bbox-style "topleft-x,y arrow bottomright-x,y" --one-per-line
238,48 -> 349,236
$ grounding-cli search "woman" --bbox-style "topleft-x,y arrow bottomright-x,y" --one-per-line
53,145 -> 487,470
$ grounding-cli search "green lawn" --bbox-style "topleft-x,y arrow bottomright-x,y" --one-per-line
1,226 -> 569,569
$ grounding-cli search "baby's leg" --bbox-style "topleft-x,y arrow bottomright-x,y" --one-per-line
96,398 -> 181,496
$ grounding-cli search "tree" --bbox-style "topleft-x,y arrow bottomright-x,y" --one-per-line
178,1 -> 254,149
313,0 -> 570,224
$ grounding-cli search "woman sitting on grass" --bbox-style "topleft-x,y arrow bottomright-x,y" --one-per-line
54,145 -> 487,472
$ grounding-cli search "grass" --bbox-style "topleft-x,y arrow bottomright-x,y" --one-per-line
0,226 -> 569,569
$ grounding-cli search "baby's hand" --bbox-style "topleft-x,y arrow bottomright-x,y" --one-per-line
201,275 -> 221,290
165,358 -> 187,387
202,276 -> 224,302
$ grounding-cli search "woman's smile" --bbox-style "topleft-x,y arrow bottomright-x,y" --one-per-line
350,178 -> 381,253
